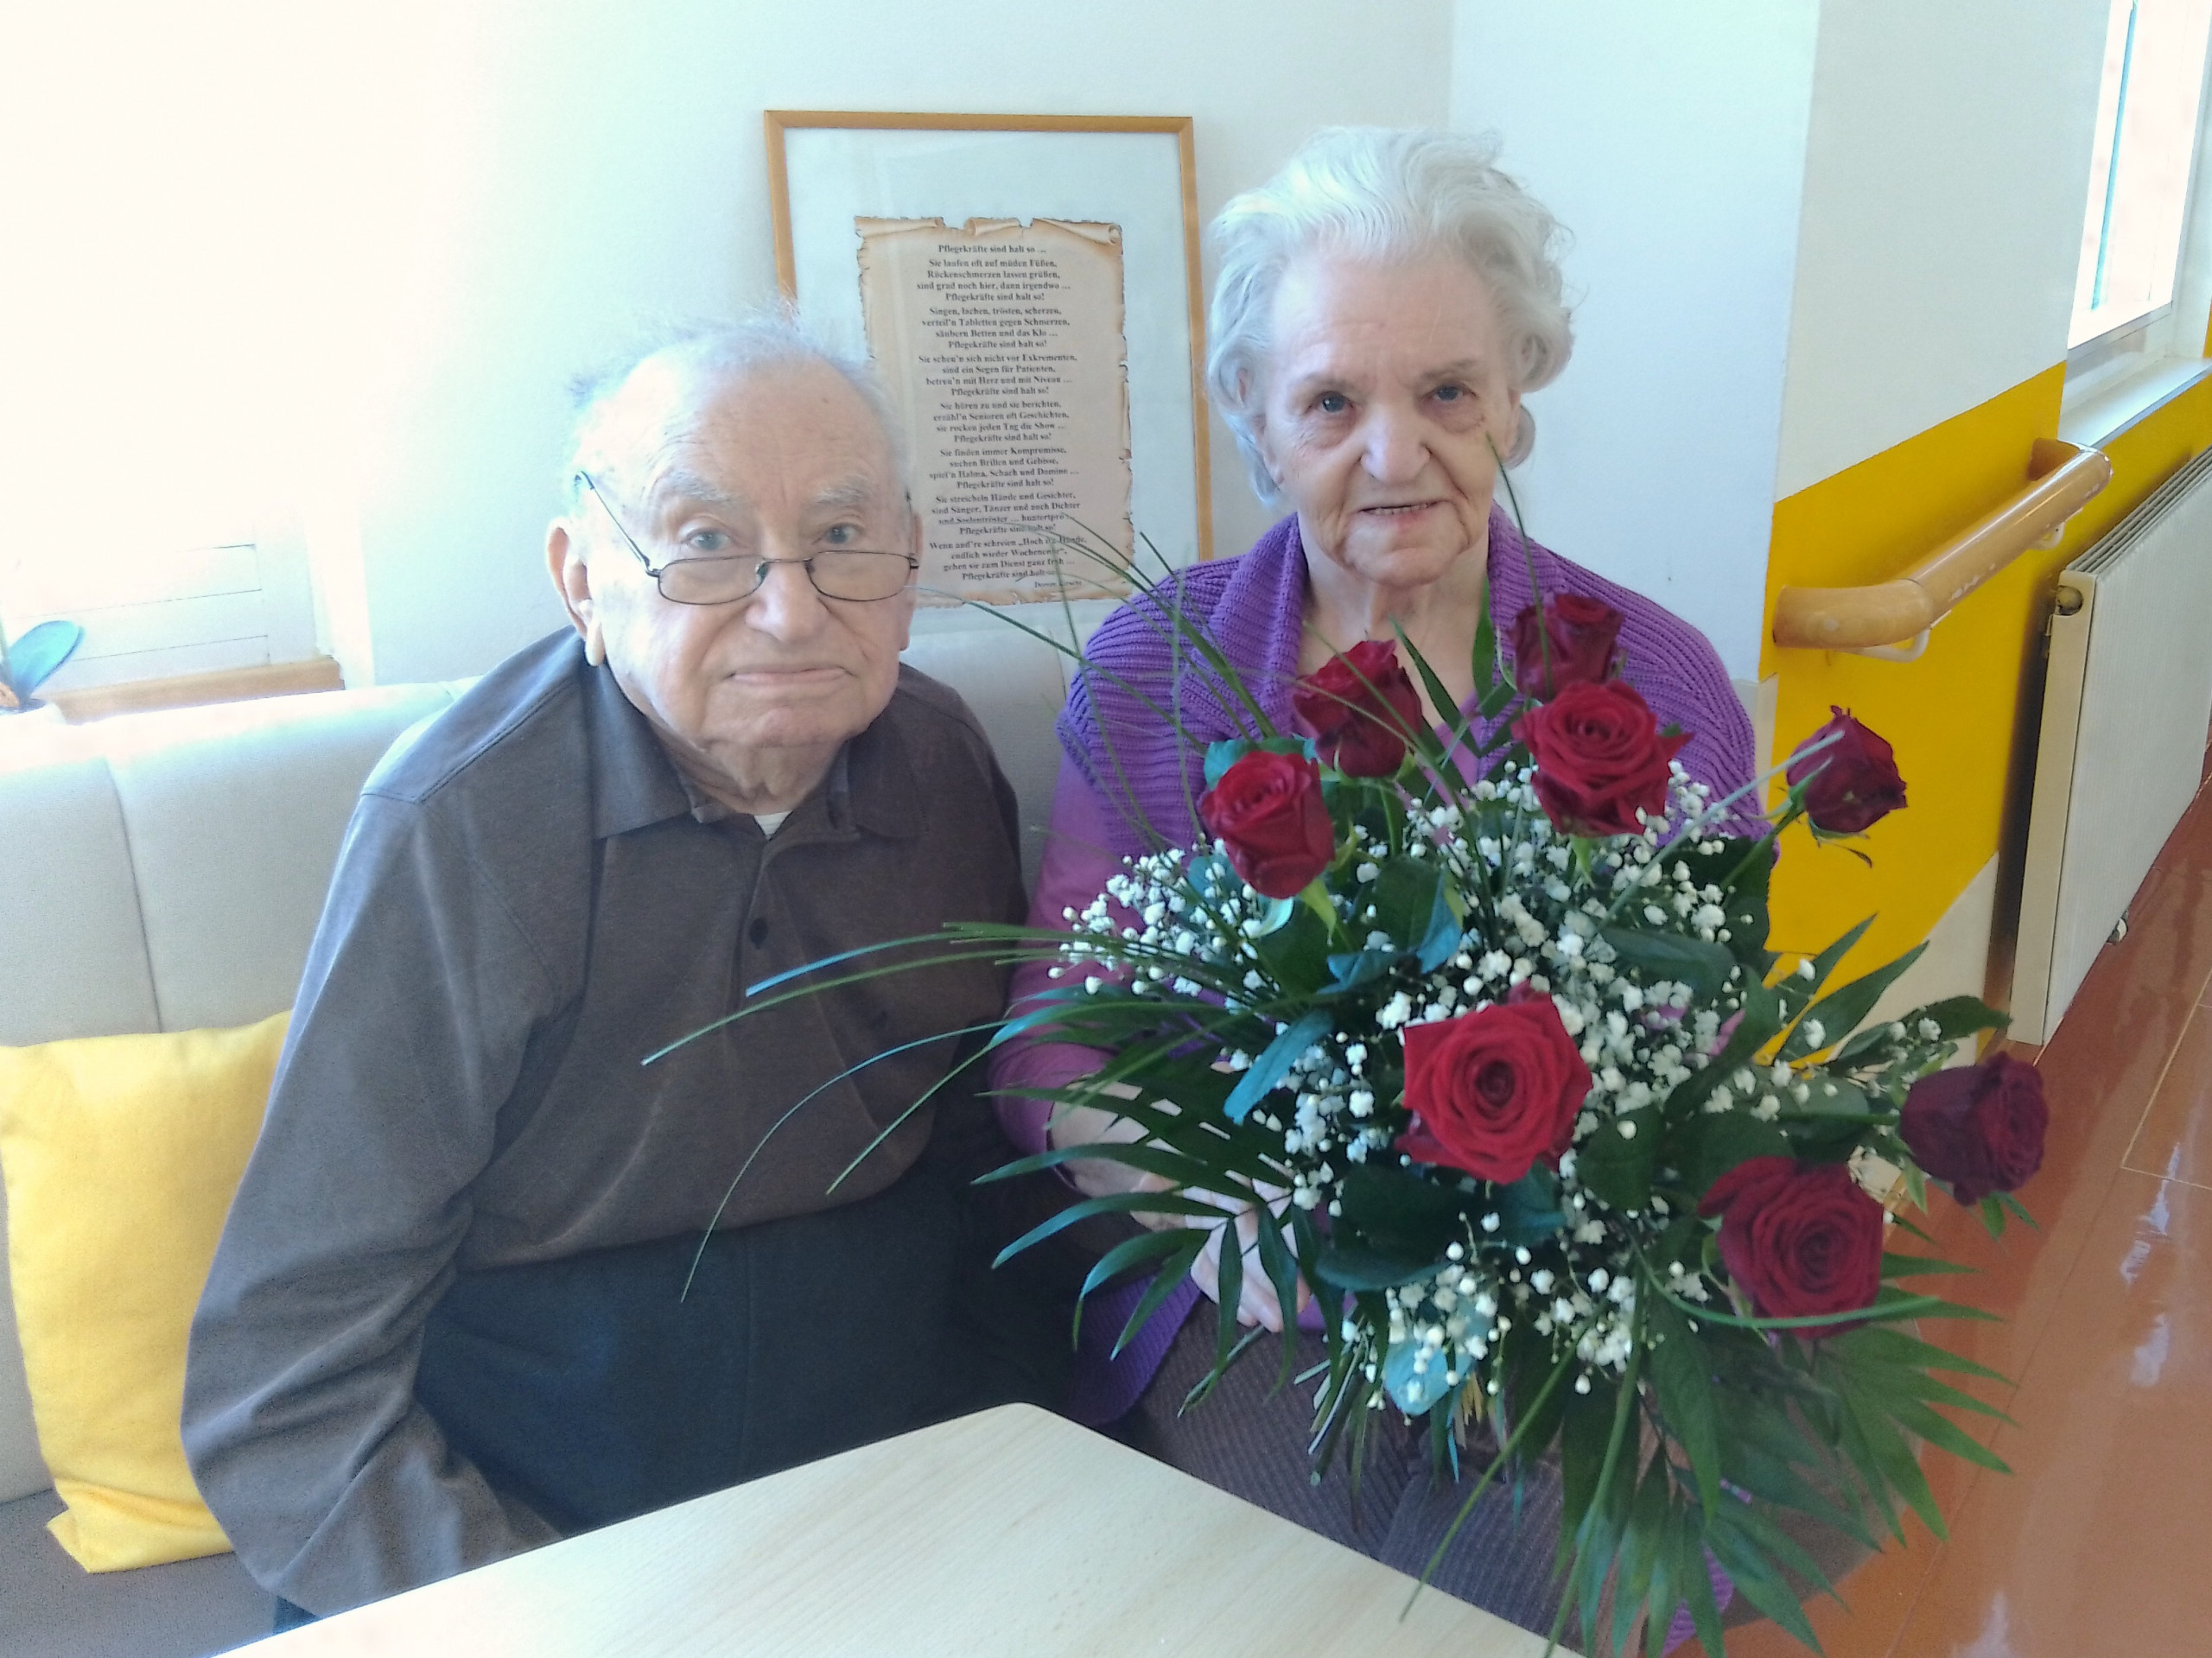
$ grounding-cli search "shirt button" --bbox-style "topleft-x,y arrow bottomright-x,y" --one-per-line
748,917 -> 770,947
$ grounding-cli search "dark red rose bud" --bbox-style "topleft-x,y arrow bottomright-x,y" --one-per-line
1197,750 -> 1336,899
1511,593 -> 1624,700
1786,707 -> 1907,835
1698,1156 -> 1885,1337
1398,998 -> 1591,1185
1292,639 -> 1426,778
1899,1054 -> 2047,1205
1513,679 -> 1688,837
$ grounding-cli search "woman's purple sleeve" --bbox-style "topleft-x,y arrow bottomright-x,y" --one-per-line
988,759 -> 1124,1155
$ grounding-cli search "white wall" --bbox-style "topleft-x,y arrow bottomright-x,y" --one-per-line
1450,1 -> 1819,682
327,0 -> 1454,684
1774,0 -> 2111,495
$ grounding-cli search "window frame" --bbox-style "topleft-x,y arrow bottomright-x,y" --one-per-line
2063,11 -> 2212,441
2066,0 -> 2212,357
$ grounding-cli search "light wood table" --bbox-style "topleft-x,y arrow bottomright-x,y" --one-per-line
251,1404 -> 1574,1655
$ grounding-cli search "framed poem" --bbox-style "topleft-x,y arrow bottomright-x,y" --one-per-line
766,111 -> 1212,607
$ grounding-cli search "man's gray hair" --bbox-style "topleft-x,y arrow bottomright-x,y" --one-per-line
563,310 -> 909,505
1205,128 -> 1573,505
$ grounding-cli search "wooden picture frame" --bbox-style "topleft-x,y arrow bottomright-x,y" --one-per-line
765,111 -> 1213,606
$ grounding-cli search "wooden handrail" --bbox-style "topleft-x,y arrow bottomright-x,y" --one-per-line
1771,438 -> 2113,654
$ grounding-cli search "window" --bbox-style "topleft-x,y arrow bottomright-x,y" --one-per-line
0,515 -> 319,696
2069,0 -> 2212,353
7,5 -> 346,702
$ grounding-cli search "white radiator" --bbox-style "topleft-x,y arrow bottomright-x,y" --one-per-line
2013,446 -> 2212,1043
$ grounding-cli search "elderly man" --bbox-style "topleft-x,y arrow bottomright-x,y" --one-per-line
182,318 -> 1064,1623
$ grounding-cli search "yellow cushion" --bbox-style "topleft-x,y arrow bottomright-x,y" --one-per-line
0,1012 -> 287,1571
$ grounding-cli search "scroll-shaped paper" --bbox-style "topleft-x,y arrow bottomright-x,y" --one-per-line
856,217 -> 1135,606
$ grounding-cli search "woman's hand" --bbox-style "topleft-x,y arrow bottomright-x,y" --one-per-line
1046,1091 -> 1311,1331
1047,1097 -> 1154,1200
1137,1173 -> 1311,1334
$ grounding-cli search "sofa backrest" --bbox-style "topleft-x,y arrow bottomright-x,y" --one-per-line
0,684 -> 467,1501
0,625 -> 1075,1504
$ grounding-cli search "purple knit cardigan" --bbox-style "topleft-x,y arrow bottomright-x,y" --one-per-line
1062,508 -> 1758,850
1046,510 -> 1758,1424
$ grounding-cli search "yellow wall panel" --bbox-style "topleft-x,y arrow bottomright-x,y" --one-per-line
1758,363 -> 2212,989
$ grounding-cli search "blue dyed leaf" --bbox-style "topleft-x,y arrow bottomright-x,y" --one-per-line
1415,879 -> 1463,971
1382,1334 -> 1481,1417
1223,1008 -> 1332,1123
1204,739 -> 1253,788
1323,950 -> 1394,992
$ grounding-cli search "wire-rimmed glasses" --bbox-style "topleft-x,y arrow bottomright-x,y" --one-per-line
575,472 -> 918,605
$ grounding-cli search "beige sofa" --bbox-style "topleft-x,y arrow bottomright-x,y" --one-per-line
0,627 -> 1076,1658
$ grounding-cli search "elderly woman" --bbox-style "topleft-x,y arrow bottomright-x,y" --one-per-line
993,128 -> 1754,1629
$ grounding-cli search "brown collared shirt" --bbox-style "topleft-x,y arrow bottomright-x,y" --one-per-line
182,632 -> 1025,1613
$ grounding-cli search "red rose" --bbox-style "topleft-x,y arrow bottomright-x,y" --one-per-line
1698,1156 -> 1885,1337
1899,1054 -> 2047,1205
1198,750 -> 1336,899
1513,680 -> 1688,837
1511,594 -> 1624,700
1292,640 -> 1425,778
1397,1000 -> 1592,1185
1785,708 -> 1906,835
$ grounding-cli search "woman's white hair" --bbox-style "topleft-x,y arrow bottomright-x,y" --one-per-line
563,309 -> 908,503
1206,127 -> 1573,505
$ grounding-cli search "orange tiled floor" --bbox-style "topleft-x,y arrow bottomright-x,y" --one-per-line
1726,772 -> 2212,1655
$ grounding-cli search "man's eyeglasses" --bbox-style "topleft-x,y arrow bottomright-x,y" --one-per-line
575,472 -> 918,606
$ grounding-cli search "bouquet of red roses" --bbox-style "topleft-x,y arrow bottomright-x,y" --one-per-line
690,547 -> 2046,1656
